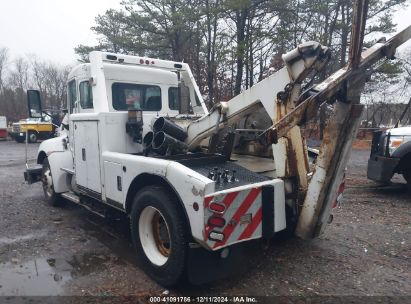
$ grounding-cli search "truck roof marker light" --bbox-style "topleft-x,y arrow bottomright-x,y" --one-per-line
208,216 -> 225,228
209,231 -> 224,242
145,60 -> 150,65
209,202 -> 225,214
139,59 -> 144,64
151,61 -> 155,64
174,63 -> 183,69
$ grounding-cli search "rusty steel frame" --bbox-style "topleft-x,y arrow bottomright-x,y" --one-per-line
261,0 -> 411,239
262,24 -> 411,143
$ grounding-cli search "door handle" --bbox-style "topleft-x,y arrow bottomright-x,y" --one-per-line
82,148 -> 86,161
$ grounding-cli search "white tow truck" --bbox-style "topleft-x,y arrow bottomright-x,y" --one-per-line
24,13 -> 411,285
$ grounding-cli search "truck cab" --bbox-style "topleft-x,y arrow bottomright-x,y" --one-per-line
10,115 -> 56,143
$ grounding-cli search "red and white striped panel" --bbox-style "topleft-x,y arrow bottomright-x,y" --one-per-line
204,187 -> 263,250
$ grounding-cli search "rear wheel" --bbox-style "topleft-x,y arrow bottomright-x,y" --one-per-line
28,131 -> 38,143
130,186 -> 188,286
41,158 -> 61,206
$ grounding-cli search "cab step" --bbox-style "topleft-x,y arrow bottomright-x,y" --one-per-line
61,168 -> 75,175
61,191 -> 106,218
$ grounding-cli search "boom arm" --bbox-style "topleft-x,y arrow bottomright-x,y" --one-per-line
185,0 -> 411,241
185,42 -> 330,149
292,25 -> 411,239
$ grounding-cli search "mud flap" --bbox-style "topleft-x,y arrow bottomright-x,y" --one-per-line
262,185 -> 275,240
367,156 -> 399,183
186,241 -> 257,285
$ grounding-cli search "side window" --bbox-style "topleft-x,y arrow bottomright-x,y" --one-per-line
168,87 -> 179,110
112,83 -> 161,111
195,93 -> 201,106
79,81 -> 93,109
68,80 -> 77,113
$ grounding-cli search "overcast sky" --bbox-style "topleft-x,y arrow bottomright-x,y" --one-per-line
0,0 -> 121,65
0,0 -> 410,65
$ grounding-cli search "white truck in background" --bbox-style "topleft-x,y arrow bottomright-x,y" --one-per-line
368,126 -> 411,190
367,97 -> 411,190
0,116 -> 7,140
23,19 -> 411,285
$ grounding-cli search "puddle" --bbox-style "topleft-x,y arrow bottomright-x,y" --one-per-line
0,258 -> 71,296
0,254 -> 112,296
67,253 -> 110,276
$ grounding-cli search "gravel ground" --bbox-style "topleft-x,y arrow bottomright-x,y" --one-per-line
0,140 -> 409,301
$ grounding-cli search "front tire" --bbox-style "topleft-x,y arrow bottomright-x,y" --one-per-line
130,186 -> 188,286
41,158 -> 61,206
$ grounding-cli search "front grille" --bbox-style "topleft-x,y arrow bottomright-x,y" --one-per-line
12,124 -> 20,132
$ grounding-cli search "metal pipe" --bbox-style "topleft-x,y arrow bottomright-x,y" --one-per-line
152,131 -> 187,155
153,117 -> 187,141
143,131 -> 154,150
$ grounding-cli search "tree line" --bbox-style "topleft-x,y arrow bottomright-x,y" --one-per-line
76,0 -> 407,106
0,47 -> 70,122
0,0 -> 409,124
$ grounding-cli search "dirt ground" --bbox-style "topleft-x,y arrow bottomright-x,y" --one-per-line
0,140 -> 410,302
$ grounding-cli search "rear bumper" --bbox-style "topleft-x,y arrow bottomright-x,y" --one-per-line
367,155 -> 400,183
9,131 -> 24,139
202,179 -> 285,250
0,129 -> 7,138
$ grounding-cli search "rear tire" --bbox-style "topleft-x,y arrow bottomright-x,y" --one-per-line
41,158 -> 61,206
28,131 -> 38,143
130,186 -> 188,287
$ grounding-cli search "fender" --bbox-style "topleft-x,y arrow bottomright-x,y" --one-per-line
102,151 -> 214,243
37,135 -> 73,193
391,140 -> 411,159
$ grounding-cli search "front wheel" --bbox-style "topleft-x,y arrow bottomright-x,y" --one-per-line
41,158 -> 61,206
130,186 -> 188,286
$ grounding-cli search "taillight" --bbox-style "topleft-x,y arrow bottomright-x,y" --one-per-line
208,216 -> 225,227
209,202 -> 225,214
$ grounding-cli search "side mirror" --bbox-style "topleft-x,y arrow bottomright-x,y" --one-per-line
179,81 -> 191,114
27,90 -> 43,119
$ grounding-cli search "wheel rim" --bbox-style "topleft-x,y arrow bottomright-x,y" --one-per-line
139,206 -> 171,266
29,133 -> 37,142
42,167 -> 53,198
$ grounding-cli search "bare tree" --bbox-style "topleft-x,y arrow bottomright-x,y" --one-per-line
0,47 -> 9,92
